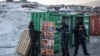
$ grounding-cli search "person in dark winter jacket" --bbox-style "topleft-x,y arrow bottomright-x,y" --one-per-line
73,21 -> 90,56
28,21 -> 41,56
56,22 -> 70,56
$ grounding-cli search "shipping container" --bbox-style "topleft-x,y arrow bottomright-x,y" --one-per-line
31,11 -> 90,53
90,15 -> 100,35
48,12 -> 76,52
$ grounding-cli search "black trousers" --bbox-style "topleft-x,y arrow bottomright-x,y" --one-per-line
74,39 -> 88,55
61,41 -> 69,56
30,43 -> 38,56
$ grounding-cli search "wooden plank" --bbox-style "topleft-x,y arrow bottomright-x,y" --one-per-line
19,30 -> 28,55
17,30 -> 25,52
16,30 -> 32,56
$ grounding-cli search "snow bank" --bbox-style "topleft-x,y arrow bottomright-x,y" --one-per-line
0,11 -> 30,55
0,2 -> 47,55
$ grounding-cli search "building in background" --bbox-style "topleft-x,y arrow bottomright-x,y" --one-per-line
6,0 -> 13,2
6,0 -> 27,2
20,0 -> 27,2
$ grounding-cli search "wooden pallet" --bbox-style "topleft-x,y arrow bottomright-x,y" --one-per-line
16,30 -> 32,56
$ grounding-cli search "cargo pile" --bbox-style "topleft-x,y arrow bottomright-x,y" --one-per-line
41,22 -> 55,56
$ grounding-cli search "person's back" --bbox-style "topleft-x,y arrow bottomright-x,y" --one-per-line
29,29 -> 41,44
29,21 -> 41,44
28,21 -> 41,56
61,27 -> 69,42
56,23 -> 70,56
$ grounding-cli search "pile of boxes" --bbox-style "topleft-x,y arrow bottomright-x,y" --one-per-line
41,21 -> 55,56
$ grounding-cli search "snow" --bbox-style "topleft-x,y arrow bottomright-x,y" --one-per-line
0,2 -> 47,56
0,11 -> 31,55
59,7 -> 66,11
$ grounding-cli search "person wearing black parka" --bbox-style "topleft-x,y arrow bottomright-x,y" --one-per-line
56,22 -> 70,56
73,21 -> 90,56
28,21 -> 41,56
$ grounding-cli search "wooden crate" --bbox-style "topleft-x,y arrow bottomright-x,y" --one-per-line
16,30 -> 32,56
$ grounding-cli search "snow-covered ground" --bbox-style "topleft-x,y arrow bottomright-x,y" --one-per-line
55,36 -> 100,56
0,2 -> 47,56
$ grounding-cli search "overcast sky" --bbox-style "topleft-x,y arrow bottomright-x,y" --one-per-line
0,0 -> 99,5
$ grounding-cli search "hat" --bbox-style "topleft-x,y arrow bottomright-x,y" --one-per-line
61,22 -> 66,26
78,21 -> 83,25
